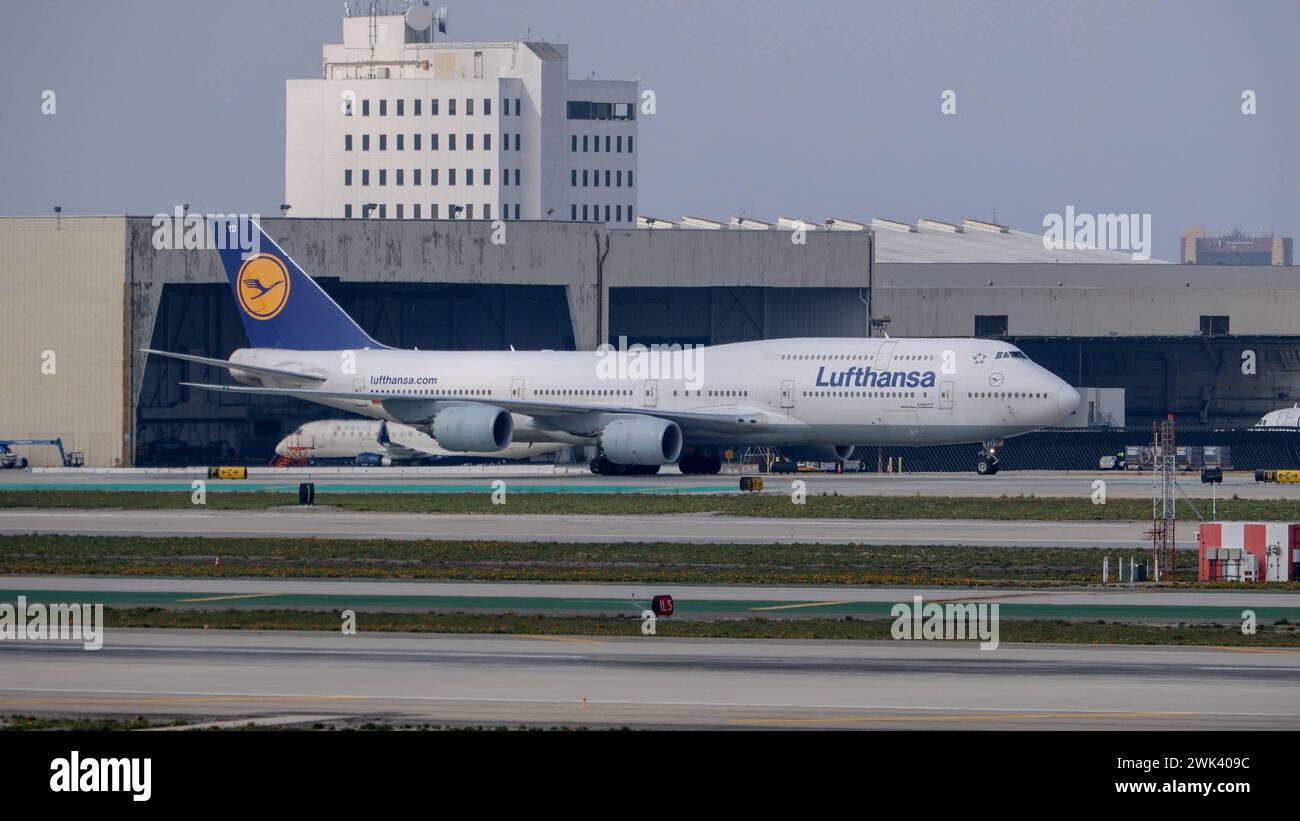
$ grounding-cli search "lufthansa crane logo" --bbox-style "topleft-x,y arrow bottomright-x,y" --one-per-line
236,254 -> 291,320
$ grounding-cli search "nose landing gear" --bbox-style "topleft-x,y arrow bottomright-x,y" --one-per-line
976,440 -> 1003,475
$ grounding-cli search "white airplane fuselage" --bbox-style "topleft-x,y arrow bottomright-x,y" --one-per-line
1256,405 -> 1300,429
237,336 -> 1079,449
276,419 -> 564,462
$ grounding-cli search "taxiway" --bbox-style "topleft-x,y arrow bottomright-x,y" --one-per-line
1,629 -> 1296,729
0,508 -> 1201,548
3,575 -> 1294,621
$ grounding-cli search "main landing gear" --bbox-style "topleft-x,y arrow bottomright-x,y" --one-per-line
589,455 -> 660,476
678,452 -> 722,475
975,440 -> 1002,475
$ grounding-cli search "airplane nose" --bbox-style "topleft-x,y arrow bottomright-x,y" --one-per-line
1057,384 -> 1081,418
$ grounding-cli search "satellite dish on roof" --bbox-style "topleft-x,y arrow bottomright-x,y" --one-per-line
436,6 -> 448,34
405,3 -> 433,30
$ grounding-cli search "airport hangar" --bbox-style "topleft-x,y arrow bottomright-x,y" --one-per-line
1,214 -> 1297,467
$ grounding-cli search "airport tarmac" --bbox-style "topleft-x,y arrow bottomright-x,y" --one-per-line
1,629 -> 1297,729
6,468 -> 1297,499
0,508 -> 1200,548
5,575 -> 1297,621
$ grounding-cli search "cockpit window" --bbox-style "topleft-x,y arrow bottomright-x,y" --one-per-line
994,351 -> 1028,360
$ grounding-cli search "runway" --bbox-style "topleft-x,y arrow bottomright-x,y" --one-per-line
0,509 -> 1201,548
6,468 -> 1297,499
1,629 -> 1297,729
5,575 -> 1297,621
0,508 -> 1200,548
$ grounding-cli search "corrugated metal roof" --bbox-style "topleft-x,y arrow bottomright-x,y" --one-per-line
661,215 -> 1171,263
874,224 -> 1169,264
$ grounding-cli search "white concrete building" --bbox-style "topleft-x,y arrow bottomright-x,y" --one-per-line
285,5 -> 638,224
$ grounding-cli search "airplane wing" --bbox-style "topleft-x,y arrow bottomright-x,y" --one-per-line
375,421 -> 442,460
179,382 -> 780,435
145,349 -> 326,383
380,441 -> 425,460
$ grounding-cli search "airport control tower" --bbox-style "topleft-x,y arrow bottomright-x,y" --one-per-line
285,1 -> 640,224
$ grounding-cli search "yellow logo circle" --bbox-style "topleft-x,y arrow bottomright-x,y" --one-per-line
236,254 -> 291,320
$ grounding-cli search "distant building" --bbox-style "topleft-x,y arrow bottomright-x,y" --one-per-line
285,3 -> 638,224
1181,227 -> 1292,266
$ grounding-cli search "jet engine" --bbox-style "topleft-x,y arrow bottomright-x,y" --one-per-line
599,416 -> 683,465
431,404 -> 513,452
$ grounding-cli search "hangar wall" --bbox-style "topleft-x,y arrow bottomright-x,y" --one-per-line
1018,337 -> 1300,426
875,262 -> 1300,426
609,228 -> 871,291
610,287 -> 869,346
875,280 -> 1300,337
0,217 -> 128,466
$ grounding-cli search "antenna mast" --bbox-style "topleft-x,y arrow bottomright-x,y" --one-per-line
367,1 -> 378,75
1149,416 -> 1177,581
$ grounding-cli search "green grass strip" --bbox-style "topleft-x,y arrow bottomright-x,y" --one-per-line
104,608 -> 1300,646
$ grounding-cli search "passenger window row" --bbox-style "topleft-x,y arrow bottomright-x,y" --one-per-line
804,391 -> 916,399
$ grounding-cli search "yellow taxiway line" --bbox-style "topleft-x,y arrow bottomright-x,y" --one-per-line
175,593 -> 282,603
750,600 -> 854,612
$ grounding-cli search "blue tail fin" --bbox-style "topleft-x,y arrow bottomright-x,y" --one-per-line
213,219 -> 384,350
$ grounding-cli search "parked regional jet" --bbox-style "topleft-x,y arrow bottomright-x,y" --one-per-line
146,221 -> 1080,475
276,419 -> 566,465
1256,405 -> 1300,429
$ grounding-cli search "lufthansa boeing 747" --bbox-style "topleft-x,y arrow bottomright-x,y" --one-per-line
147,221 -> 1080,475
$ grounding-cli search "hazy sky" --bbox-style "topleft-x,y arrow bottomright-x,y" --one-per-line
0,0 -> 1295,259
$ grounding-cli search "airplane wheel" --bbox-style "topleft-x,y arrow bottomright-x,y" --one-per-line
679,455 -> 722,475
596,458 -> 637,476
976,458 -> 994,476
